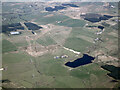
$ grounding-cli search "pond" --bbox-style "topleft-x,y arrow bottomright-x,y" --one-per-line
65,54 -> 95,68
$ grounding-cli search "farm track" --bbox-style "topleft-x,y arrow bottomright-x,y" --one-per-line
63,46 -> 81,55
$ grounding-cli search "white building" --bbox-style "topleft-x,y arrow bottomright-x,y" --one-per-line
10,31 -> 20,35
0,68 -> 4,71
96,31 -> 102,35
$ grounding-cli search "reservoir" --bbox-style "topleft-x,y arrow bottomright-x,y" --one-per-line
65,54 -> 95,68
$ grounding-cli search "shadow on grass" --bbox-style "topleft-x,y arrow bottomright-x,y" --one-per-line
101,65 -> 120,80
0,79 -> 11,83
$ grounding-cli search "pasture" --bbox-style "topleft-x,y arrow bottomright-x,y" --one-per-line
64,37 -> 92,52
2,2 -> 119,88
37,36 -> 56,46
2,46 -> 114,88
63,27 -> 96,52
56,19 -> 86,27
2,39 -> 17,53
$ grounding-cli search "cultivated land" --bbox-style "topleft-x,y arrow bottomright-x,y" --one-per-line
1,2 -> 119,88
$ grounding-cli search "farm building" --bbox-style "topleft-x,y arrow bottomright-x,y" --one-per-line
10,31 -> 20,35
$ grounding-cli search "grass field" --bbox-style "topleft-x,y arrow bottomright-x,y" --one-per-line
20,13 -> 69,25
39,14 -> 69,25
2,52 -> 114,88
71,27 -> 98,38
64,37 -> 92,52
63,27 -> 95,52
2,52 -> 30,64
2,39 -> 17,53
56,19 -> 86,27
2,29 -> 117,88
37,36 -> 56,46
2,2 -> 119,88
20,12 -> 86,28
8,34 -> 28,47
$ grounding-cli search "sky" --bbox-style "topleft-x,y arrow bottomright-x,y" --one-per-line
2,0 -> 120,2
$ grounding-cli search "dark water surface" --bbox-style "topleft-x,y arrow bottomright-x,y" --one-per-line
65,54 -> 95,68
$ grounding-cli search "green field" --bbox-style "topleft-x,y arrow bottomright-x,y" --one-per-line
56,19 -> 86,27
20,13 -> 86,27
2,39 -> 17,53
2,2 -> 119,88
2,52 -> 30,64
3,52 -> 112,88
20,13 -> 69,25
37,36 -> 56,46
39,14 -> 69,25
64,37 -> 92,52
3,49 -> 111,88
71,27 -> 97,38
64,27 -> 95,52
